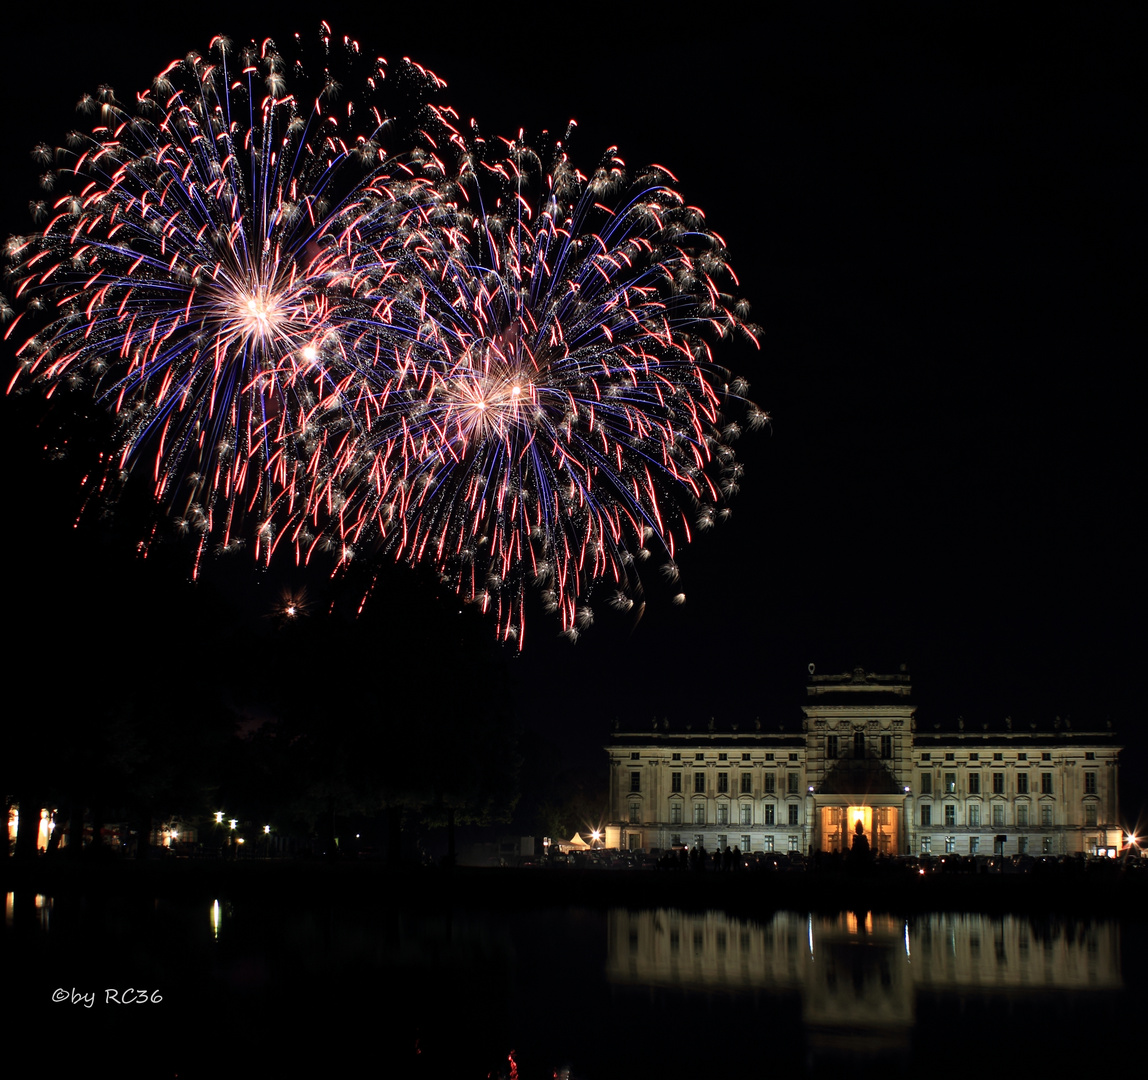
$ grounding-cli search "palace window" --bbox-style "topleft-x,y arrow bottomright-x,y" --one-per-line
763,775 -> 776,795
742,753 -> 751,761
1084,772 -> 1097,795
1016,773 -> 1028,795
969,804 -> 980,827
740,773 -> 752,794
764,836 -> 774,852
944,773 -> 956,794
693,804 -> 706,825
1084,804 -> 1098,827
1042,837 -> 1053,854
881,735 -> 893,759
1041,805 -> 1053,826
1041,773 -> 1053,795
695,753 -> 705,760
854,731 -> 866,758
827,735 -> 838,759
1018,837 -> 1029,854
945,837 -> 956,853
921,753 -> 931,762
765,754 -> 775,762
994,753 -> 1004,761
630,752 -> 640,760
672,753 -> 681,761
992,773 -> 1005,794
789,753 -> 799,761
717,834 -> 728,849
1085,752 -> 1095,761
921,805 -> 932,827
630,771 -> 641,793
969,837 -> 979,854
671,772 -> 682,793
921,837 -> 931,854
968,773 -> 981,795
717,772 -> 729,794
764,804 -> 775,826
787,772 -> 800,795
944,804 -> 956,826
970,753 -> 979,761
945,753 -> 955,761
789,835 -> 799,852
1018,753 -> 1026,761
741,835 -> 751,851
629,802 -> 640,823
671,804 -> 682,825
1042,753 -> 1051,761
992,803 -> 1004,827
694,772 -> 706,794
719,753 -> 728,761
1017,805 -> 1028,827
788,805 -> 800,826
740,804 -> 752,826
920,773 -> 933,795
717,804 -> 729,825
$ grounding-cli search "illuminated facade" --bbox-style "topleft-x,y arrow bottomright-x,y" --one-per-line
605,667 -> 1122,856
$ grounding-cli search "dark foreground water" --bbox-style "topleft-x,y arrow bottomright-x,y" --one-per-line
3,872 -> 1145,1079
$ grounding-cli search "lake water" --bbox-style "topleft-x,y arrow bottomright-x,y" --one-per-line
4,884 -> 1143,1078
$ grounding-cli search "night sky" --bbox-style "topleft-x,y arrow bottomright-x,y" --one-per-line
3,6 -> 1141,812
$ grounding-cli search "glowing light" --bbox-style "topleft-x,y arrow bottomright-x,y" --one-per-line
5,29 -> 452,566
321,129 -> 763,642
5,33 -> 762,646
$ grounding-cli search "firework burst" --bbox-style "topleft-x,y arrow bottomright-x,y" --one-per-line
318,125 -> 765,644
4,24 -> 450,570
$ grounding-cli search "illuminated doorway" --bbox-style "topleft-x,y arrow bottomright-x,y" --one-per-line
820,805 -> 899,855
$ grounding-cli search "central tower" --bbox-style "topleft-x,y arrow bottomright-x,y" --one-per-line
802,666 -> 915,855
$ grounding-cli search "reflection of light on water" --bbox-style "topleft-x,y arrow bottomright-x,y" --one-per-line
211,899 -> 222,940
5,892 -> 53,931
607,910 -> 1121,994
608,909 -> 1123,1073
846,910 -> 874,935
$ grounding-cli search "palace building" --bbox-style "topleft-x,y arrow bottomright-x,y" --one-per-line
604,667 -> 1123,858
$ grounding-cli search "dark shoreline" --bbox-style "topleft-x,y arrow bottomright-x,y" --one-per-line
4,859 -> 1145,919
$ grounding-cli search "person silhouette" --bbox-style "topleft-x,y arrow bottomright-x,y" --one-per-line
848,819 -> 872,873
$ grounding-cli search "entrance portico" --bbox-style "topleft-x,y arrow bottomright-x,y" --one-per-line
814,801 -> 902,856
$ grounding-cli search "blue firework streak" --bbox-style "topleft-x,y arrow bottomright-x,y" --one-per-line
319,125 -> 765,644
5,24 -> 451,572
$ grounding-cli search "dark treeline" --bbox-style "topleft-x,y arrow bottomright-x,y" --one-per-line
4,409 -> 527,862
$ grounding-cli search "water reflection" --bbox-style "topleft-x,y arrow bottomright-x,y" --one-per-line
608,910 -> 1121,1071
2,887 -> 1130,1078
5,891 -> 53,932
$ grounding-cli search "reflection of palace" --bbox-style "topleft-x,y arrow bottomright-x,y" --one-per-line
606,909 -> 1121,1065
605,668 -> 1122,857
607,909 -> 1122,993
